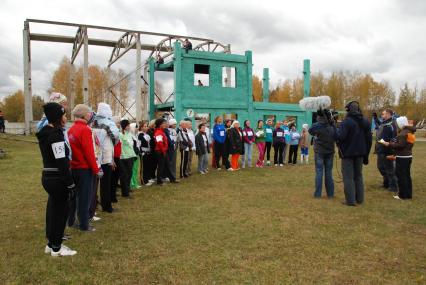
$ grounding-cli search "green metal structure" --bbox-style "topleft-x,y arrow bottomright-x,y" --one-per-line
148,42 -> 311,130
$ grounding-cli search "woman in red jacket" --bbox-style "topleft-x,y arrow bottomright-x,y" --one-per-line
154,118 -> 178,185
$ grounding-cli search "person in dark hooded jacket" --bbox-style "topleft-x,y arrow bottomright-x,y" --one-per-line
337,101 -> 372,206
36,103 -> 77,256
309,110 -> 337,198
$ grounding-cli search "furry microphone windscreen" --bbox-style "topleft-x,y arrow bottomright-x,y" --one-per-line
299,96 -> 332,111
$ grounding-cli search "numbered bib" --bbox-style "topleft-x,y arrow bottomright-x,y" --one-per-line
247,131 -> 253,136
266,128 -> 272,134
155,135 -> 163,142
51,142 -> 66,159
277,132 -> 283,137
220,130 -> 225,137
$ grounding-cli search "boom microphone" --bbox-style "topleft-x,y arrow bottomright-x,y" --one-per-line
299,96 -> 331,111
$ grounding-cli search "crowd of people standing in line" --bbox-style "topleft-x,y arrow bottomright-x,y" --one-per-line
36,92 -> 416,257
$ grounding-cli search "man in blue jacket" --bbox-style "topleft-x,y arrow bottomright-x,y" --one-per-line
375,109 -> 397,192
337,101 -> 373,206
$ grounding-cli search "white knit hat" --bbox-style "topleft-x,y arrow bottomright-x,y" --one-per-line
302,123 -> 309,130
168,118 -> 177,126
396,116 -> 408,129
231,120 -> 240,128
49,92 -> 67,104
97,102 -> 112,118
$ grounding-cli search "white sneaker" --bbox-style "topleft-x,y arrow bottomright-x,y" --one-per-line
227,168 -> 234,171
145,181 -> 153,187
199,171 -> 206,175
393,195 -> 401,200
279,164 -> 284,167
274,164 -> 278,167
267,161 -> 270,166
217,168 -> 222,170
50,244 -> 77,257
45,245 -> 52,254
148,179 -> 156,183
91,216 -> 101,222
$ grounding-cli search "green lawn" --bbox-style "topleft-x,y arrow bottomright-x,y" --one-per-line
0,136 -> 425,284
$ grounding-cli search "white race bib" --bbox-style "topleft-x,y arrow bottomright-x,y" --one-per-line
277,132 -> 283,137
51,142 -> 66,159
220,130 -> 225,137
247,131 -> 253,136
155,135 -> 163,142
266,128 -> 272,134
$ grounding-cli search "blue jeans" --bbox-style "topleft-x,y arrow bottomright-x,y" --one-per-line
314,153 -> 334,198
242,143 -> 253,167
68,169 -> 93,230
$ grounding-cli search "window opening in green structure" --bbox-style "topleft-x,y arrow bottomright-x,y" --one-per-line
222,67 -> 236,88
194,64 -> 210,87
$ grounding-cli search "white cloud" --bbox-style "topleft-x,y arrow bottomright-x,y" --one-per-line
0,0 -> 425,102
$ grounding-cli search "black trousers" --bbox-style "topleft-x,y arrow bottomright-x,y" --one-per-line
266,142 -> 272,161
119,158 -> 134,197
180,150 -> 189,178
111,157 -> 120,202
214,142 -> 225,168
142,153 -> 154,184
148,152 -> 157,180
377,153 -> 398,191
42,172 -> 69,249
288,145 -> 299,164
156,152 -> 174,184
100,164 -> 112,211
273,142 -> 285,164
396,157 -> 412,199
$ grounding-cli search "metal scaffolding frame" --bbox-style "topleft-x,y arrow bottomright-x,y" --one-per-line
22,19 -> 215,134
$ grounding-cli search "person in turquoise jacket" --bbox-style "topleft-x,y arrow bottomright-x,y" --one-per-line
264,119 -> 274,166
281,120 -> 291,164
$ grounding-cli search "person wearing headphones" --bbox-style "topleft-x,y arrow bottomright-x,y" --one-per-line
337,101 -> 372,206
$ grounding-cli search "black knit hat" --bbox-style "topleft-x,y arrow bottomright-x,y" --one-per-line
43,102 -> 65,124
120,119 -> 130,130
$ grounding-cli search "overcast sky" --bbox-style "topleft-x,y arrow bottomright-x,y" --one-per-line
0,0 -> 425,102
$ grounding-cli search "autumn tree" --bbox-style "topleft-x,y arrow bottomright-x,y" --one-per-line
252,75 -> 262,102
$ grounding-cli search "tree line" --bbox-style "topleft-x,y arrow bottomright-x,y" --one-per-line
1,57 -> 425,122
253,72 -> 426,122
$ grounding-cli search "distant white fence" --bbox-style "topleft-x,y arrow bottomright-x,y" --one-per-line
3,121 -> 72,135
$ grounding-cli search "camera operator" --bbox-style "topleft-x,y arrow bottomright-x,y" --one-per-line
337,101 -> 372,206
308,109 -> 338,199
375,109 -> 398,192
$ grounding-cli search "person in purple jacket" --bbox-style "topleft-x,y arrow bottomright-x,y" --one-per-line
273,121 -> 286,166
242,120 -> 255,168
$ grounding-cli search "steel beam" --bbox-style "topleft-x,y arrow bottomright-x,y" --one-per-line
71,27 -> 85,64
27,18 -> 213,42
108,32 -> 138,67
135,34 -> 142,121
83,27 -> 89,104
30,33 -> 169,51
23,21 -> 33,135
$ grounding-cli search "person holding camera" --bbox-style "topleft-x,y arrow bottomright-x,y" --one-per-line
309,110 -> 337,198
337,101 -> 372,206
37,103 -> 77,256
375,109 -> 398,192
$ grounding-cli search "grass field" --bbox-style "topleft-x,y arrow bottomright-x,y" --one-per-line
0,136 -> 425,284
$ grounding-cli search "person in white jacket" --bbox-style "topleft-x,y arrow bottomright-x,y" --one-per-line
92,103 -> 117,213
186,120 -> 196,176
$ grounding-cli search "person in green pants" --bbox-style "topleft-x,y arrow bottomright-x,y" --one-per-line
130,123 -> 142,190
